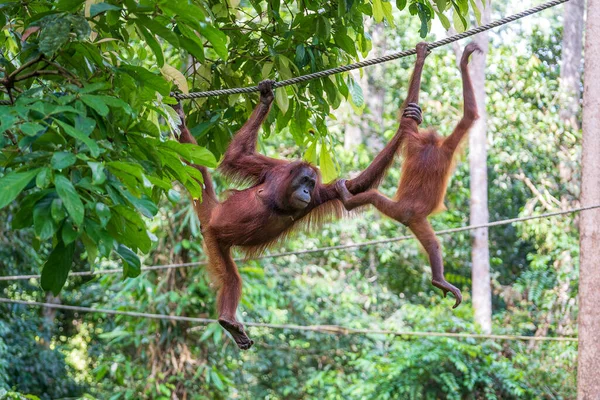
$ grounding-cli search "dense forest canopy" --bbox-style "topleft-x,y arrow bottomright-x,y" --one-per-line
0,0 -> 586,399
0,0 -> 480,290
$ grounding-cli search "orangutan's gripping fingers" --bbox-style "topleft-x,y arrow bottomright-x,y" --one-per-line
258,80 -> 275,104
335,179 -> 352,200
403,103 -> 423,124
415,42 -> 432,60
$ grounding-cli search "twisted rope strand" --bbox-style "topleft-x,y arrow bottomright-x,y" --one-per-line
1,203 -> 596,282
0,298 -> 578,342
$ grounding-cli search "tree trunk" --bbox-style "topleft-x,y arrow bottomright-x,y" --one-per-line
559,0 -> 585,127
554,0 -> 584,338
42,292 -> 60,325
469,0 -> 492,334
577,1 -> 600,397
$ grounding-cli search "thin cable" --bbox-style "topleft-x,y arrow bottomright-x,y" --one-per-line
0,203 -> 597,282
174,0 -> 569,99
0,298 -> 578,342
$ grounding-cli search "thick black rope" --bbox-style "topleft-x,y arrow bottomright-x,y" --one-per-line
0,0 -> 567,105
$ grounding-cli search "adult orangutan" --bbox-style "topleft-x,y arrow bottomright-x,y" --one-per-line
172,76 -> 409,349
335,42 -> 482,309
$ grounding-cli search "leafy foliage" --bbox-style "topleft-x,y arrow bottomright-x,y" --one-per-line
0,1 -> 581,400
0,0 -> 476,293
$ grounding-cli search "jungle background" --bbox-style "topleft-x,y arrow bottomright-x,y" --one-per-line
0,0 -> 584,398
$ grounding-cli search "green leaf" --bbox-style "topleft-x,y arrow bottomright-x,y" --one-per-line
167,189 -> 180,203
304,140 -> 318,164
119,65 -> 171,95
36,168 -> 52,189
315,17 -> 331,40
108,206 -> 151,252
116,244 -> 141,278
0,169 -> 41,209
51,198 -> 67,222
96,202 -> 112,227
90,3 -> 122,17
319,143 -> 337,183
156,141 -> 217,167
39,17 -> 71,56
116,185 -> 159,218
54,119 -> 101,157
136,24 -> 165,67
435,0 -> 448,11
66,14 -> 91,40
88,162 -> 107,185
51,152 -> 77,170
81,94 -> 109,116
107,161 -> 145,180
333,31 -> 357,57
81,233 -> 98,267
41,241 -> 76,295
179,36 -> 205,63
348,78 -> 364,108
396,0 -> 407,10
34,195 -> 58,240
381,1 -> 396,28
198,22 -> 228,60
62,221 -> 79,244
275,87 -> 289,115
135,15 -> 180,48
469,0 -> 482,26
161,0 -> 205,23
54,175 -> 85,225
20,122 -> 45,137
436,10 -> 451,30
373,0 -> 384,22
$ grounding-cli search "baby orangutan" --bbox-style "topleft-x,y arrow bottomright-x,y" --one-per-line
336,42 -> 482,308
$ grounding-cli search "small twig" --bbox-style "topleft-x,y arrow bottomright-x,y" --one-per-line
6,54 -> 43,81
44,60 -> 83,87
4,130 -> 18,146
13,69 -> 61,82
515,172 -> 554,210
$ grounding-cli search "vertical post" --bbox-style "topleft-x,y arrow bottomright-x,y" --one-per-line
577,0 -> 600,397
469,0 -> 492,334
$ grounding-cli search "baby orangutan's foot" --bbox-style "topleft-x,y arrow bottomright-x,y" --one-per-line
432,279 -> 462,309
219,317 -> 254,350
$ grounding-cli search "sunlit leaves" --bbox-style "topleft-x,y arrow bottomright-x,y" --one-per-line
198,23 -> 228,61
319,142 -> 338,183
275,87 -> 290,115
347,78 -> 365,109
0,0 -> 480,296
160,64 -> 189,94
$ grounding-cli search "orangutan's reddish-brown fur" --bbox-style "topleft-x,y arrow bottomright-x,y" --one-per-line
336,42 -> 482,308
172,80 -> 407,349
